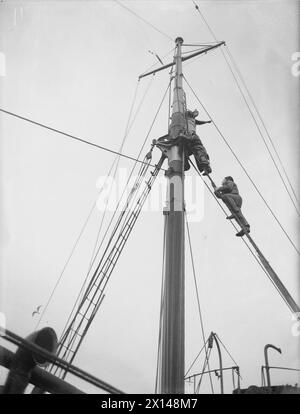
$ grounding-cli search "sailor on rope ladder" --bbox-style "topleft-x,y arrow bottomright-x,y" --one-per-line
214,176 -> 251,237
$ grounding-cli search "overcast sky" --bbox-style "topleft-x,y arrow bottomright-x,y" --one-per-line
0,0 -> 299,394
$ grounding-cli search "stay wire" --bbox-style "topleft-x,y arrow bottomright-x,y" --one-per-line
225,45 -> 300,207
35,79 -> 143,329
183,42 -> 222,46
114,0 -> 173,42
53,118 -> 142,330
49,103 -> 151,340
191,158 -> 295,314
61,155 -> 152,352
220,47 -> 300,216
58,153 -> 151,356
87,75 -> 154,276
85,79 -> 171,281
193,0 -> 300,208
196,347 -> 214,394
189,159 -> 295,315
191,2 -> 300,219
185,213 -> 214,393
59,80 -> 171,341
183,75 -> 300,256
0,108 -> 162,170
216,334 -> 240,373
185,339 -> 208,378
191,1 -> 219,42
34,203 -> 95,330
215,334 -> 242,381
181,46 -> 210,55
127,75 -> 155,134
141,47 -> 175,78
78,77 -> 152,302
59,153 -> 151,343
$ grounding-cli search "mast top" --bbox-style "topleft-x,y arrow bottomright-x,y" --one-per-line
175,37 -> 184,44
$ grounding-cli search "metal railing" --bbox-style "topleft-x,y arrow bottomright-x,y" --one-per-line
261,365 -> 300,387
185,366 -> 241,394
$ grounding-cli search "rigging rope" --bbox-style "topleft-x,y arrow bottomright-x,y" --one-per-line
190,2 -> 300,213
56,161 -> 150,369
189,159 -> 297,315
0,108 -> 162,170
73,84 -> 151,306
185,215 -> 243,391
215,333 -> 242,382
35,77 -> 148,329
192,0 -> 299,209
77,80 -> 171,288
224,45 -> 300,207
183,76 -> 300,256
57,81 -> 171,361
57,162 -> 149,350
85,75 -> 155,285
1,77 -> 165,332
141,47 -> 175,79
196,347 -> 214,394
216,334 -> 240,371
54,156 -> 165,378
185,339 -> 208,378
220,46 -> 300,216
127,75 -> 156,133
34,203 -> 95,331
185,213 -> 214,393
183,42 -> 223,46
114,0 -> 173,42
181,46 -> 212,55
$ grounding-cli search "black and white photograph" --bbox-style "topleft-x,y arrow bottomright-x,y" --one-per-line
0,0 -> 299,398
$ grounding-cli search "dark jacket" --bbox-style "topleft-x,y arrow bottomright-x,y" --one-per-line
216,180 -> 239,195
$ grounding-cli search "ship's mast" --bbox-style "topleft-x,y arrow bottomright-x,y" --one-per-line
139,37 -> 224,394
160,37 -> 186,394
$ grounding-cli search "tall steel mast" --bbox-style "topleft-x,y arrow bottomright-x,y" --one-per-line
140,37 -> 224,394
160,37 -> 186,394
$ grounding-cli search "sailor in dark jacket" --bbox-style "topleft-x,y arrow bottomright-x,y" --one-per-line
185,109 -> 212,175
214,176 -> 250,237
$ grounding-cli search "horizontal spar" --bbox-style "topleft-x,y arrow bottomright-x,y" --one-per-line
139,42 -> 225,79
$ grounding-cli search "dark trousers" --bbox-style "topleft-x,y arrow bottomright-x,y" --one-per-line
186,135 -> 210,172
222,194 -> 250,228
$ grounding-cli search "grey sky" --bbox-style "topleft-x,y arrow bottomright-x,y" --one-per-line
0,0 -> 299,394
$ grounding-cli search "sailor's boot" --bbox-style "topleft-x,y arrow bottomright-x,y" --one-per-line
195,153 -> 211,175
236,229 -> 245,237
202,164 -> 212,176
236,224 -> 250,237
